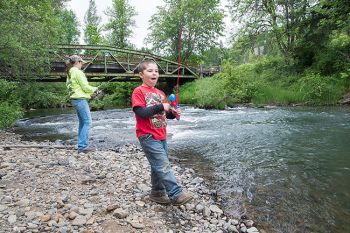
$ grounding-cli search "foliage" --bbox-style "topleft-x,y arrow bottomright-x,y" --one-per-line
104,0 -> 137,48
251,85 -> 304,105
99,82 -> 139,107
181,56 -> 349,108
293,0 -> 350,74
146,0 -> 224,64
0,102 -> 23,128
0,0 -> 80,81
296,71 -> 348,105
227,0 -> 316,62
17,83 -> 68,109
0,79 -> 22,128
181,62 -> 261,108
56,9 -> 80,44
84,0 -> 103,45
199,44 -> 229,66
228,32 -> 281,65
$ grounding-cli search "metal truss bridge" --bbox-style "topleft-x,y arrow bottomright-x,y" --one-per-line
46,44 -> 201,83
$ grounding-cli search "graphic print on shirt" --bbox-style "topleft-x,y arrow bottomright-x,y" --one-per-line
145,92 -> 167,128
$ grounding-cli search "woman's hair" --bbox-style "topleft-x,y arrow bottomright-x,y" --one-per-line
65,59 -> 73,76
65,55 -> 84,76
137,59 -> 157,73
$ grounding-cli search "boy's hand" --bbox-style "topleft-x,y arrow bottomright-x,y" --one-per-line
172,108 -> 181,116
163,103 -> 171,111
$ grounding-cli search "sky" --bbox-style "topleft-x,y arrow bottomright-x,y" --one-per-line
67,0 -> 232,49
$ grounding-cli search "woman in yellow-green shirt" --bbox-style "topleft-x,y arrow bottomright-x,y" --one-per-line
65,55 -> 98,153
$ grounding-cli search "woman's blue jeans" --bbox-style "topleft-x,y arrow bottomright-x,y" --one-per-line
139,134 -> 183,200
71,99 -> 92,151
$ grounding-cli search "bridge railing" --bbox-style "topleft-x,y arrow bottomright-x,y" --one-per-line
46,44 -> 199,82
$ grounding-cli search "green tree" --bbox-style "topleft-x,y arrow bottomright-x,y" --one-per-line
57,9 -> 80,44
146,0 -> 224,64
0,0 -> 79,80
104,0 -> 137,48
0,0 -> 77,127
84,0 -> 102,45
294,0 -> 350,74
227,0 -> 315,62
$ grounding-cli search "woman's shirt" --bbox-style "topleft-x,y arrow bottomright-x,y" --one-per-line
67,67 -> 97,99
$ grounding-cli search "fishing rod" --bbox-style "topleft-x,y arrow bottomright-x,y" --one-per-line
168,23 -> 183,120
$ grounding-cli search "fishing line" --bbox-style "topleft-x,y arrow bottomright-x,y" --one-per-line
176,24 -> 182,103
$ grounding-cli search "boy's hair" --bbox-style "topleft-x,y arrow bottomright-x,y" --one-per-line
137,59 -> 157,73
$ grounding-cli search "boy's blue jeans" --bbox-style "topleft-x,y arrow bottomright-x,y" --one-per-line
71,99 -> 92,152
139,134 -> 183,200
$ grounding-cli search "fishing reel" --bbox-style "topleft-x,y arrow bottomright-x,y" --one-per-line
91,89 -> 104,100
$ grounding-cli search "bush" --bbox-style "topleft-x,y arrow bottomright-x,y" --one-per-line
0,102 -> 23,128
100,82 -> 139,108
181,62 -> 261,108
220,62 -> 260,104
297,71 -> 347,104
15,83 -> 68,109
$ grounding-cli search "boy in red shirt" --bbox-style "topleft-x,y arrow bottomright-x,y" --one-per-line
132,60 -> 193,205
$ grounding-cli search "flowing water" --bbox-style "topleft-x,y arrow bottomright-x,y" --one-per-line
14,106 -> 350,233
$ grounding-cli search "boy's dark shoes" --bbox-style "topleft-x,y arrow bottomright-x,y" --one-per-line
79,145 -> 96,154
173,192 -> 193,206
149,190 -> 171,204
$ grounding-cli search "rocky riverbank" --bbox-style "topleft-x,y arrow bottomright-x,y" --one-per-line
0,131 -> 262,233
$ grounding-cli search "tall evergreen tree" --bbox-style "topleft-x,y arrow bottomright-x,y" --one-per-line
84,0 -> 102,45
104,0 -> 137,48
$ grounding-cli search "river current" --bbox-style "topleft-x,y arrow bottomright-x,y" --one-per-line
14,106 -> 350,233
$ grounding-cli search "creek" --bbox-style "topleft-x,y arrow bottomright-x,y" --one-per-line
14,106 -> 350,233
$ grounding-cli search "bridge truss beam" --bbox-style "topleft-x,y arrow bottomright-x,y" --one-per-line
45,44 -> 198,82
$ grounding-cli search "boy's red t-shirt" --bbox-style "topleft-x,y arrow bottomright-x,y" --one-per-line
132,85 -> 168,140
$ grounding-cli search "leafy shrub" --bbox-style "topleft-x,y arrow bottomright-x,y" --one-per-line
297,71 -> 347,104
0,102 -> 23,128
181,62 -> 261,108
179,82 -> 198,105
17,83 -> 68,109
219,62 -> 260,104
100,82 -> 138,107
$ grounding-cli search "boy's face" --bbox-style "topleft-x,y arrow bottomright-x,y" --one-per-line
140,63 -> 159,87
